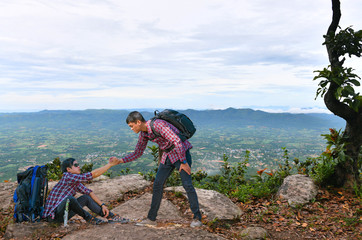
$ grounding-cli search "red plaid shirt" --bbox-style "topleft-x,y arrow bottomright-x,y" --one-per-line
123,119 -> 192,164
42,172 -> 93,219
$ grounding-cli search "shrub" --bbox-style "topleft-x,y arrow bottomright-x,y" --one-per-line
46,157 -> 94,181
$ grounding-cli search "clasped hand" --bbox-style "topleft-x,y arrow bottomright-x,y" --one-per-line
109,157 -> 124,165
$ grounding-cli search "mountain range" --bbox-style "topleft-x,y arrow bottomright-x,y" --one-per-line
0,108 -> 345,131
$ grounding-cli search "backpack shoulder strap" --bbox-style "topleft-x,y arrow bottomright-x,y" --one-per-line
30,166 -> 39,194
149,117 -> 161,140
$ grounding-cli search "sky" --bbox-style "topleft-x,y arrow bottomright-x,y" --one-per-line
0,0 -> 361,113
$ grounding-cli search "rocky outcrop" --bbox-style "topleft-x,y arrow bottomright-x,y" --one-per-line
62,223 -> 226,240
165,186 -> 243,220
3,174 -> 255,240
277,174 -> 318,207
0,181 -> 17,210
78,174 -> 151,203
111,193 -> 183,221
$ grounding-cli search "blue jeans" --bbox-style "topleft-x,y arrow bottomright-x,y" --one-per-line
53,195 -> 114,222
147,150 -> 201,221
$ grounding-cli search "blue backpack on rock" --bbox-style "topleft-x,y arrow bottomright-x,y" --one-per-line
13,165 -> 48,222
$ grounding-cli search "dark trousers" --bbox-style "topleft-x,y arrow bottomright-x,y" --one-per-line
147,150 -> 201,221
52,195 -> 114,222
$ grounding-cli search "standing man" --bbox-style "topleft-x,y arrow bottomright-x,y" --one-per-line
110,111 -> 202,227
42,158 -> 128,224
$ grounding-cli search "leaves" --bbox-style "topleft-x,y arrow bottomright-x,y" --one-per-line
237,188 -> 361,239
315,25 -> 362,112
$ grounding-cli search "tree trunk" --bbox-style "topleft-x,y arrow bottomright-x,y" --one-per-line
324,0 -> 361,188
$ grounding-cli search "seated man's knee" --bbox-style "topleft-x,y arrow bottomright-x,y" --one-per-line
66,196 -> 77,203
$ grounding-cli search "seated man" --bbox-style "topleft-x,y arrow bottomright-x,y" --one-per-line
42,158 -> 127,225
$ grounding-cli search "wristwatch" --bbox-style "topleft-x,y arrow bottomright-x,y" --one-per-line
100,203 -> 106,207
182,160 -> 187,164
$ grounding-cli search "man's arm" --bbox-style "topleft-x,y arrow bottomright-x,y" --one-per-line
110,133 -> 148,164
89,192 -> 109,218
91,157 -> 119,179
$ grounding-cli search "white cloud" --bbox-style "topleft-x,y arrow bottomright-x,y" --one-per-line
0,0 -> 361,111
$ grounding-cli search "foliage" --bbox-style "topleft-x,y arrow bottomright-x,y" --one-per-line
292,128 -> 354,187
321,128 -> 348,161
46,157 -> 63,181
46,157 -> 94,181
104,168 -> 131,178
314,65 -> 361,111
80,163 -> 93,174
140,146 -> 160,182
141,138 -> 360,200
314,26 -> 362,112
353,182 -> 362,199
192,152 -> 249,198
310,128 -> 349,185
323,26 -> 362,58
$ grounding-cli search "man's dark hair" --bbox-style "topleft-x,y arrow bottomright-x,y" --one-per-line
126,111 -> 146,124
61,158 -> 76,173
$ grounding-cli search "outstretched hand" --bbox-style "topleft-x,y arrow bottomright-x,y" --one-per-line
109,157 -> 124,166
179,162 -> 191,175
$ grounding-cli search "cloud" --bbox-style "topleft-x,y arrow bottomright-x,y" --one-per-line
0,0 -> 361,111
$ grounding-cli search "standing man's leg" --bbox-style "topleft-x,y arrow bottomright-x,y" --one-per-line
147,158 -> 174,221
176,150 -> 202,221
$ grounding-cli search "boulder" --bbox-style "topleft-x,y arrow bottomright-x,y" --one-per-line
111,192 -> 183,221
240,226 -> 268,240
165,186 -> 242,220
77,174 -> 151,203
277,174 -> 318,207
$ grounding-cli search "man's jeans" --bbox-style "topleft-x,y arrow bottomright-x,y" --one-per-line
147,150 -> 202,221
52,194 -> 114,222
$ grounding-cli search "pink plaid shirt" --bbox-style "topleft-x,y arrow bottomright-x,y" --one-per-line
123,119 -> 192,164
42,172 -> 93,219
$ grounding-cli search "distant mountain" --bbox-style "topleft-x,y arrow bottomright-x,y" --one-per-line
170,108 -> 345,130
0,108 -> 345,130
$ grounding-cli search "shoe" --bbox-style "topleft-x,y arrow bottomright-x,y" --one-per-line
107,215 -> 129,224
89,216 -> 106,225
135,218 -> 157,226
190,219 -> 203,228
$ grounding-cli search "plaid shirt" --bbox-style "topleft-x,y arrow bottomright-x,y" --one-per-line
123,119 -> 192,164
42,172 -> 93,219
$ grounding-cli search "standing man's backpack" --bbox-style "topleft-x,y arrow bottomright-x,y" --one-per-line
13,165 -> 48,222
150,109 -> 196,142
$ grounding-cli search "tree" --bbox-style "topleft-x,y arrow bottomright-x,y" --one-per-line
314,0 -> 362,187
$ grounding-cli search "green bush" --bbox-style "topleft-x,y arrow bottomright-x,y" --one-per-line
46,157 -> 63,181
139,131 -> 359,200
46,157 -> 94,181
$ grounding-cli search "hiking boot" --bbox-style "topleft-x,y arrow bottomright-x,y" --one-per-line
190,219 -> 203,228
135,218 -> 157,226
89,217 -> 106,225
107,215 -> 129,224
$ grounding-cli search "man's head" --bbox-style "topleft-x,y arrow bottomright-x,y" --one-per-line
61,158 -> 81,174
126,111 -> 145,124
126,111 -> 146,134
